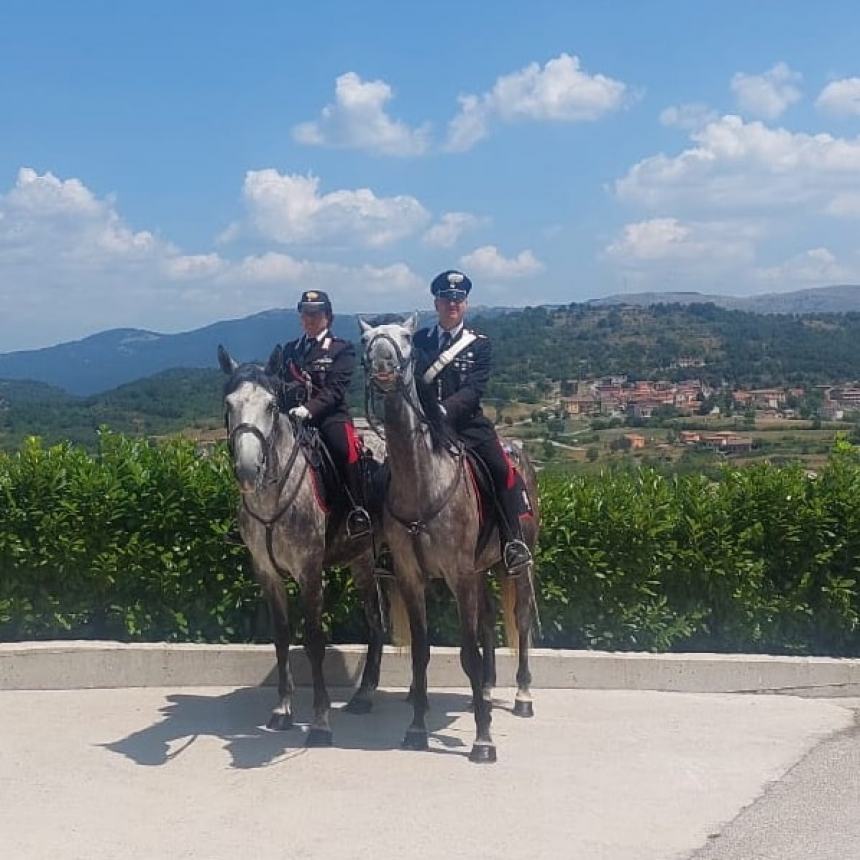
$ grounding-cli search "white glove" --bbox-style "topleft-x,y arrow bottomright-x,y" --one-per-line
289,405 -> 311,422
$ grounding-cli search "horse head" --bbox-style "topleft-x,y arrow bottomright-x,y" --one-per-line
358,312 -> 419,392
218,344 -> 285,493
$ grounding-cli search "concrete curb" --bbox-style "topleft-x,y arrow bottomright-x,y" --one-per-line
3,641 -> 860,695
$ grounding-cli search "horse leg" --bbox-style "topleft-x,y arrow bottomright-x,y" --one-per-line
399,572 -> 430,751
300,570 -> 333,747
457,577 -> 496,763
479,575 -> 497,704
255,565 -> 294,731
512,565 -> 535,719
344,553 -> 384,715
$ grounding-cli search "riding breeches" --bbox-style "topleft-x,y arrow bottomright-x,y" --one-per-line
458,421 -> 532,540
318,420 -> 364,505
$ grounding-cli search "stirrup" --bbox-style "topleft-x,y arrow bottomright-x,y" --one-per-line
346,506 -> 371,539
503,539 -> 532,576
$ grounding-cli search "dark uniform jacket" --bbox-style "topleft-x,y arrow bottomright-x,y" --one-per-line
277,333 -> 355,429
414,325 -> 495,443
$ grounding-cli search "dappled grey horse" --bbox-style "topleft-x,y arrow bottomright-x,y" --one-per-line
218,345 -> 384,746
360,315 -> 540,764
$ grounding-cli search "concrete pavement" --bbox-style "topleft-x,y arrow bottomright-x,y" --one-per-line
0,685 -> 853,860
691,702 -> 860,860
5,642 -> 860,695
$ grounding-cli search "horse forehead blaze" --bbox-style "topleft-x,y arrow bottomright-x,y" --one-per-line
226,380 -> 275,414
366,325 -> 412,361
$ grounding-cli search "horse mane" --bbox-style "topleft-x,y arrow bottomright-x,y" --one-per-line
416,370 -> 458,453
223,363 -> 279,397
363,312 -> 410,327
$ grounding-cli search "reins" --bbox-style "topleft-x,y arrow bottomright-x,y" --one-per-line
363,330 -> 465,541
230,413 -> 308,577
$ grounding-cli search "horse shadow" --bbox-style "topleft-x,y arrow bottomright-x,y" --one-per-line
101,687 -> 475,770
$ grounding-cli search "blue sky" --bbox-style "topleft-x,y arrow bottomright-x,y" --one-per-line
3,1 -> 860,350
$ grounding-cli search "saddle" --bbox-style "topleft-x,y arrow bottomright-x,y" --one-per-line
464,443 -> 532,560
296,426 -> 385,523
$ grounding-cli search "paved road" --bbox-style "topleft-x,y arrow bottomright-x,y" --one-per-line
691,700 -> 860,860
0,686 -> 853,860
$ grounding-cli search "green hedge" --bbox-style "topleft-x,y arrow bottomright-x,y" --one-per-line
2,431 -> 860,655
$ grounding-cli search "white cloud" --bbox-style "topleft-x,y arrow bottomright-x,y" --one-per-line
0,167 -> 245,348
816,77 -> 860,117
615,114 -> 860,215
421,212 -> 485,248
754,247 -> 855,286
0,167 -> 221,274
0,167 -> 156,266
0,167 -> 431,350
227,252 -> 424,297
659,103 -> 717,131
460,245 -> 544,279
292,72 -> 430,157
240,169 -> 431,248
163,253 -> 226,280
606,217 -> 757,265
445,53 -> 628,151
825,193 -> 860,217
730,62 -> 802,120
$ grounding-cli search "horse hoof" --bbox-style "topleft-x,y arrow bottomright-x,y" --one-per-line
469,744 -> 497,764
343,697 -> 373,715
305,728 -> 333,748
513,699 -> 534,718
266,713 -> 293,731
401,729 -> 429,751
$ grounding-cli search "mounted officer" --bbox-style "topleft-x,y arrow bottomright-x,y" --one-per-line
415,270 -> 533,574
275,290 -> 371,538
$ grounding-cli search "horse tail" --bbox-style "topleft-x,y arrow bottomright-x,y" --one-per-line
501,576 -> 518,651
386,580 -> 411,650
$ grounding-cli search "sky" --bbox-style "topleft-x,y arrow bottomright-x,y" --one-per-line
3,1 -> 860,350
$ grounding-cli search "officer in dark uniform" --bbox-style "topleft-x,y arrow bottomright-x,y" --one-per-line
276,290 -> 370,538
414,270 -> 533,574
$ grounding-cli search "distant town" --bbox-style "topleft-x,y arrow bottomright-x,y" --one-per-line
500,365 -> 860,473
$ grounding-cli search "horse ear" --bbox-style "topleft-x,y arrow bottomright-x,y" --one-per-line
358,316 -> 373,335
217,344 -> 237,375
265,344 -> 283,376
404,311 -> 419,334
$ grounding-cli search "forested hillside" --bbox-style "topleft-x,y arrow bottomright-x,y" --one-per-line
0,370 -> 223,450
6,302 -> 860,448
473,303 -> 860,400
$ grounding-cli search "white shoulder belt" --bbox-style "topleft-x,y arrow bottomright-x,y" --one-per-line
422,331 -> 478,384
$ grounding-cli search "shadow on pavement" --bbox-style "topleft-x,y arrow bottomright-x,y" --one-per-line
101,687 -> 475,769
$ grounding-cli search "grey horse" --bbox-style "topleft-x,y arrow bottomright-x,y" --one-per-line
218,344 -> 385,746
359,315 -> 539,764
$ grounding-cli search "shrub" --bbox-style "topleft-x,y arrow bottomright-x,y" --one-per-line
2,432 -> 860,655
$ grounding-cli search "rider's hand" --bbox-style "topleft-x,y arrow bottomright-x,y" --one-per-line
289,405 -> 311,422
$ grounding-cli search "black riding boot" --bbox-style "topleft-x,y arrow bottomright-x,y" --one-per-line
499,484 -> 533,576
344,460 -> 371,539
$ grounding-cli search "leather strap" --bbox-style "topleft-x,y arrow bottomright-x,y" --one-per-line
421,330 -> 478,384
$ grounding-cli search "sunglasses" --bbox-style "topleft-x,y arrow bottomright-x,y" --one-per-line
436,291 -> 468,303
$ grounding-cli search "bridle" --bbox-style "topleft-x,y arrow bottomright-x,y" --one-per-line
362,329 -> 427,440
362,327 -> 465,539
226,380 -> 309,577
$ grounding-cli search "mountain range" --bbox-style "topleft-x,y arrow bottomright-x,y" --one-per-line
3,285 -> 860,395
589,284 -> 860,315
